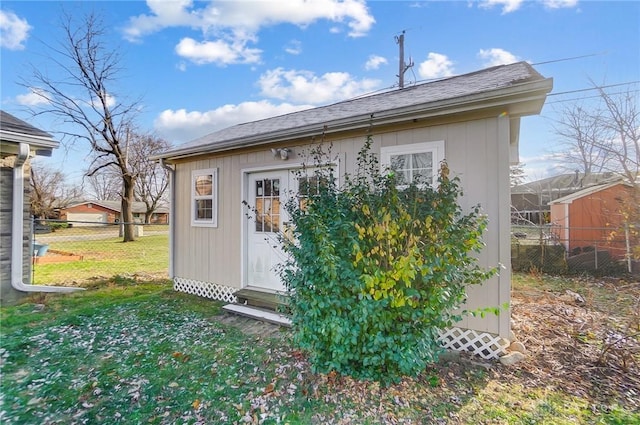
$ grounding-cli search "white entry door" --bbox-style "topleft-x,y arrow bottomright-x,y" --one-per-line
245,170 -> 292,292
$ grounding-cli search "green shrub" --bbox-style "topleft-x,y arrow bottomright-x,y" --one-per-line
48,221 -> 69,231
280,137 -> 497,384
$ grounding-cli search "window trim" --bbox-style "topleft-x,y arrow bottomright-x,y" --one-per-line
191,168 -> 218,228
380,140 -> 445,188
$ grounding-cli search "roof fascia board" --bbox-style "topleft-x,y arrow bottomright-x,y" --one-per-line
549,180 -> 624,204
0,130 -> 59,149
156,78 -> 552,162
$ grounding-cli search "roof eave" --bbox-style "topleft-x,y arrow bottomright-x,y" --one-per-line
1,129 -> 60,156
155,77 -> 552,162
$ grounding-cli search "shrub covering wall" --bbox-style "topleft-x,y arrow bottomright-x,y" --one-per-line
279,138 -> 497,384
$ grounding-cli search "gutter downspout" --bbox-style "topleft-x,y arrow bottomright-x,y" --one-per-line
160,159 -> 175,278
11,143 -> 83,293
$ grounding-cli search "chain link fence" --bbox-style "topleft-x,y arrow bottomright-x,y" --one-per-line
511,224 -> 639,276
31,219 -> 169,286
29,219 -> 637,286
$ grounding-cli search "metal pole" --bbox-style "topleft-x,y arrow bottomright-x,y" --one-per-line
398,32 -> 405,89
625,223 -> 632,273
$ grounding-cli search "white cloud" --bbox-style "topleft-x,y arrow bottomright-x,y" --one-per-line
417,53 -> 454,79
17,87 -> 115,109
175,37 -> 262,65
16,88 -> 49,106
519,153 -> 563,181
92,93 -> 116,109
478,48 -> 519,67
154,101 -> 313,143
284,40 -> 302,55
364,55 -> 387,71
479,0 -> 524,14
479,0 -> 578,13
0,10 -> 31,50
258,68 -> 380,104
542,0 -> 579,9
123,0 -> 375,65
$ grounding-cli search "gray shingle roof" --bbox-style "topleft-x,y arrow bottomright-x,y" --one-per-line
0,110 -> 59,154
0,110 -> 53,138
158,61 -> 551,160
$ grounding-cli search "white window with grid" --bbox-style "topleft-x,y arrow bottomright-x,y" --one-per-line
381,141 -> 445,187
191,168 -> 218,227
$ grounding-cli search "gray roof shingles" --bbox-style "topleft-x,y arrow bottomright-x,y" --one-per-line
0,110 -> 53,139
163,61 -> 548,158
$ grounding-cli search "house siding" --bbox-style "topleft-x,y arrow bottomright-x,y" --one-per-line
0,156 -> 32,305
171,114 -> 511,337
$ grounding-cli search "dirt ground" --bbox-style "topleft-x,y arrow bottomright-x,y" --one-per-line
504,275 -> 640,411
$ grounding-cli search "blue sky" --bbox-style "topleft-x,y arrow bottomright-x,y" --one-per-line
1,0 -> 638,184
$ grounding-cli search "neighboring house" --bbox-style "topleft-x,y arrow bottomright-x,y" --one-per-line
155,62 -> 553,359
549,178 -> 639,261
0,111 -> 82,305
58,200 -> 169,225
511,171 -> 618,224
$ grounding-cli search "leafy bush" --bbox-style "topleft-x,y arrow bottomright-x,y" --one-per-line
280,137 -> 497,384
48,221 -> 70,231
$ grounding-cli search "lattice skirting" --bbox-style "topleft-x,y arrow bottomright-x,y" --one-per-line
173,277 -> 237,303
173,277 -> 509,359
438,327 -> 509,359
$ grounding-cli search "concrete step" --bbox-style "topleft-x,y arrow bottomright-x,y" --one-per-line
222,304 -> 292,327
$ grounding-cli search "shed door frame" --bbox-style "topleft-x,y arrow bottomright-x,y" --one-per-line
240,158 -> 341,292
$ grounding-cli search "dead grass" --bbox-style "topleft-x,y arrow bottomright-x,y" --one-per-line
506,273 -> 640,410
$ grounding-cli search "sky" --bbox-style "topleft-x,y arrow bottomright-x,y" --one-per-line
1,0 -> 639,186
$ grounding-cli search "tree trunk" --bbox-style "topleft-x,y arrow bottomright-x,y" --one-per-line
121,175 -> 136,242
144,211 -> 152,224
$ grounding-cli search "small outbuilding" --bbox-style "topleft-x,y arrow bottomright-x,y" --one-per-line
155,62 -> 553,358
550,177 -> 639,263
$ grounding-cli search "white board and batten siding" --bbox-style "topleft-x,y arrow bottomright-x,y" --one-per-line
171,114 -> 512,340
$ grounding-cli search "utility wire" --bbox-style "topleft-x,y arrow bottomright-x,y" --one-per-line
531,52 -> 607,66
548,81 -> 640,97
546,88 -> 640,105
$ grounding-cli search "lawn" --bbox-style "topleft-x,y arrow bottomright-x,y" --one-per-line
31,233 -> 169,285
1,275 -> 638,424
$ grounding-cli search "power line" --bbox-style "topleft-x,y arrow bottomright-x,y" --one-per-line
531,52 -> 607,66
545,89 -> 640,105
548,81 -> 640,97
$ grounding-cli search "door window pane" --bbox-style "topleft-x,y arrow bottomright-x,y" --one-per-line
255,178 -> 280,233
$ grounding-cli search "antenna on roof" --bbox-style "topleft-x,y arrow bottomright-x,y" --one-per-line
395,30 -> 414,89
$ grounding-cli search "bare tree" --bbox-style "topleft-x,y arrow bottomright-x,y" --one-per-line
553,102 -> 610,177
555,82 -> 639,186
29,162 -> 79,219
593,84 -> 639,188
22,11 -> 140,241
128,131 -> 171,224
85,169 -> 120,200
